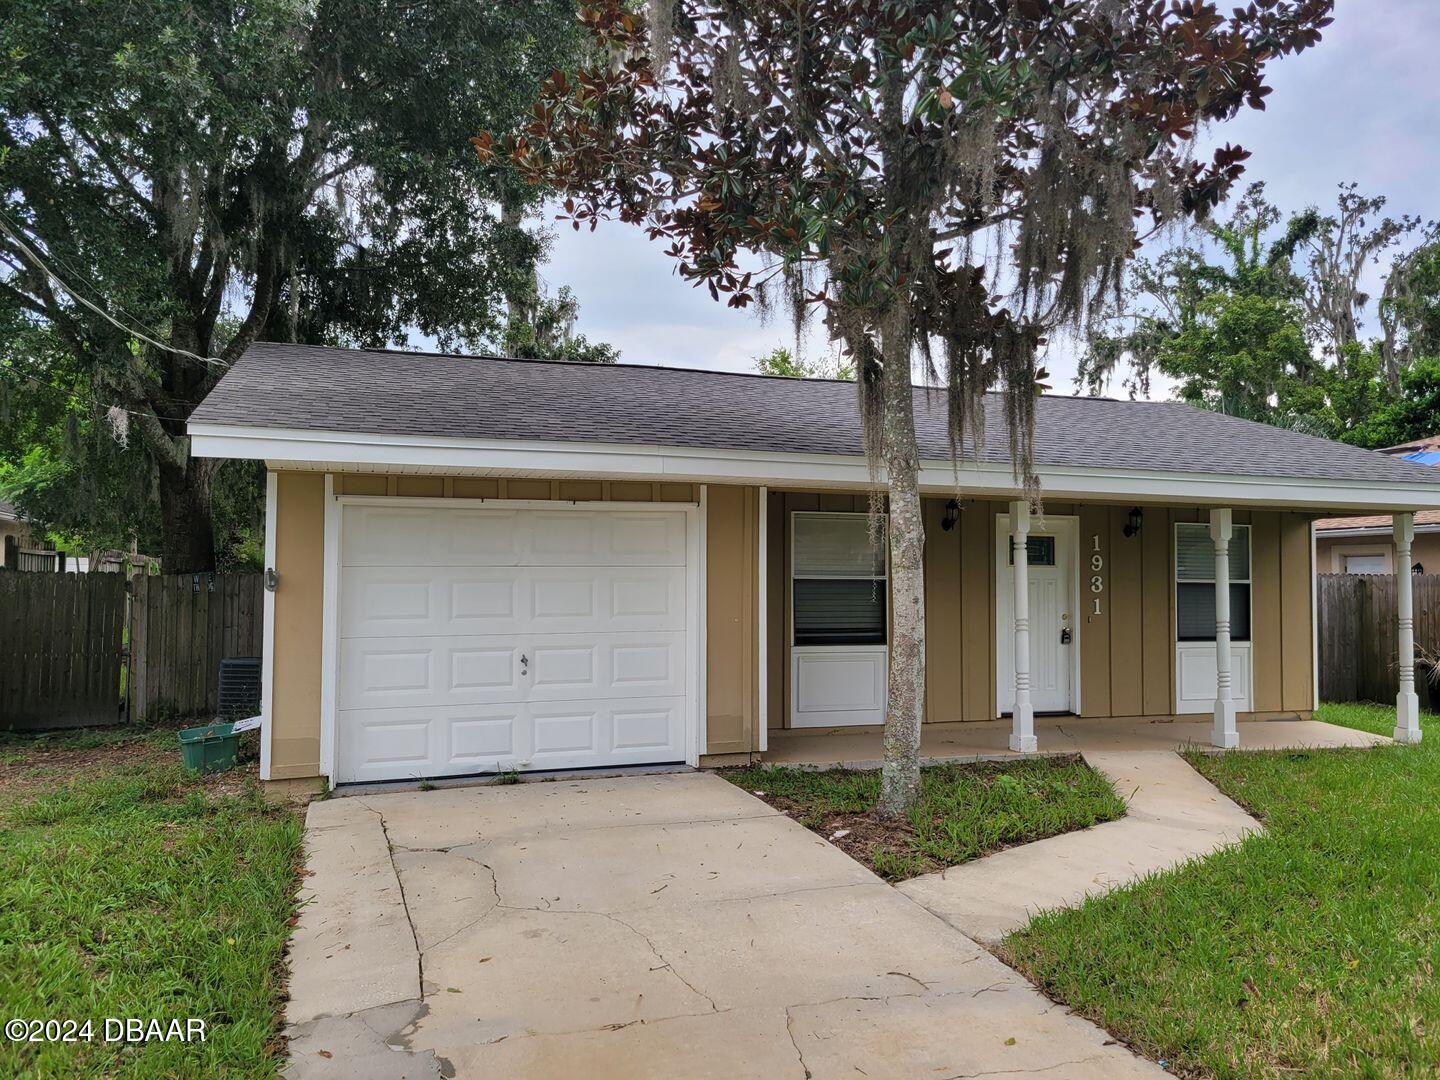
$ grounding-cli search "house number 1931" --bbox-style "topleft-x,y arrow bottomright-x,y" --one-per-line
1090,533 -> 1105,615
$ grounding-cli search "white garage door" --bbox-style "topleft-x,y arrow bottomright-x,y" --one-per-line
335,503 -> 691,783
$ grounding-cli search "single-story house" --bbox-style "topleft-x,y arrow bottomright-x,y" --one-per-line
189,343 -> 1440,788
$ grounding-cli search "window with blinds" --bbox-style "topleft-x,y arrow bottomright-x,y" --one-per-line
1175,522 -> 1251,642
792,512 -> 887,646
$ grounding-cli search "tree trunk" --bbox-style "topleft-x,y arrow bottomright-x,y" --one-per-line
156,456 -> 217,573
878,306 -> 925,818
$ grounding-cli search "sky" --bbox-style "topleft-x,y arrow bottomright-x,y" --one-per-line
528,1 -> 1440,396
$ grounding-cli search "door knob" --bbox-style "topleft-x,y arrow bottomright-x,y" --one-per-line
1060,628 -> 1072,645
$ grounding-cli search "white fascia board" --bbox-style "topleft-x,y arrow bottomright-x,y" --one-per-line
187,422 -> 1440,513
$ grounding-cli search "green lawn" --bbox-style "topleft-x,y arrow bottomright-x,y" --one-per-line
0,727 -> 304,1078
723,755 -> 1126,880
1004,703 -> 1440,1079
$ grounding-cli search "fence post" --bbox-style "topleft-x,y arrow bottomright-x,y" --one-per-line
131,573 -> 149,723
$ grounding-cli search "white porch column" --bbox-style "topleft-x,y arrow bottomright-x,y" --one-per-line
1395,512 -> 1423,744
1009,500 -> 1037,753
1210,508 -> 1239,749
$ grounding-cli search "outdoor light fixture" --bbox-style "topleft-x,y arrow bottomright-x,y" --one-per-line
941,499 -> 961,531
264,568 -> 279,592
1123,506 -> 1143,538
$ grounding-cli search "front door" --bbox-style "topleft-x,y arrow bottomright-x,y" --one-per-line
996,517 -> 1076,715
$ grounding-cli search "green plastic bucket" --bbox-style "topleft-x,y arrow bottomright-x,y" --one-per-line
178,721 -> 240,774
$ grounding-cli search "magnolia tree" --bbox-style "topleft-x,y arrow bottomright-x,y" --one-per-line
481,0 -> 1334,815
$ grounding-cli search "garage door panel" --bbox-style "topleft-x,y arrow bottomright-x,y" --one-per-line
343,505 -> 524,566
524,509 -> 688,565
339,632 -> 682,710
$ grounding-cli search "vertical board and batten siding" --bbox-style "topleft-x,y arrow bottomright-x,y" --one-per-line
705,485 -> 761,755
130,573 -> 263,720
1318,574 -> 1440,709
765,498 -> 1314,731
0,572 -> 127,729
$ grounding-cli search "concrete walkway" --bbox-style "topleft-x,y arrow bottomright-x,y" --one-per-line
283,772 -> 1161,1079
899,750 -> 1264,943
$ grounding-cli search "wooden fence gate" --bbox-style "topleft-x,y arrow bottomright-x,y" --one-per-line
130,573 -> 264,721
0,570 -> 263,730
0,572 -> 128,729
1318,573 -> 1440,709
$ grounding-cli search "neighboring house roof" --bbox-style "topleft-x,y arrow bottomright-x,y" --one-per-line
191,343 -> 1440,490
0,500 -> 18,523
1314,510 -> 1440,534
1381,434 -> 1440,457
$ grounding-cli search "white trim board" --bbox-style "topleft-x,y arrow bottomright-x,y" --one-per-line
188,422 -> 1440,513
259,472 -> 278,781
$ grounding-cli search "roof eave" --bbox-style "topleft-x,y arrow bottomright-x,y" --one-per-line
188,421 -> 1440,513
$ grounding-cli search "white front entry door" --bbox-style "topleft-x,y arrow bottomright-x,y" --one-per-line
996,518 -> 1077,715
335,503 -> 690,783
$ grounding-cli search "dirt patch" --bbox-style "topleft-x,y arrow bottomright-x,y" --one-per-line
0,730 -> 263,800
750,792 -> 945,880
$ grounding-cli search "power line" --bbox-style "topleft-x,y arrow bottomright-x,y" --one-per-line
0,218 -> 229,369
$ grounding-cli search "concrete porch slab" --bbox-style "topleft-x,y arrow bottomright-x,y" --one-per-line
762,715 -> 1387,768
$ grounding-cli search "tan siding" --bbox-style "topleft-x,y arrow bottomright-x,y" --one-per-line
395,475 -> 444,498
452,477 -> 500,499
336,473 -> 385,496
658,483 -> 698,503
505,479 -> 554,500
1250,512 -> 1284,712
558,480 -> 604,501
1280,513 -> 1315,710
960,500 -> 997,720
705,485 -> 759,754
1108,506 -> 1144,716
609,481 -> 655,501
923,498 -> 964,723
1078,505 -> 1112,717
1141,507 -> 1173,715
270,472 -> 325,777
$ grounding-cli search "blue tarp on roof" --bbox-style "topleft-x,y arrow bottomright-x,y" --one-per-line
1400,450 -> 1440,465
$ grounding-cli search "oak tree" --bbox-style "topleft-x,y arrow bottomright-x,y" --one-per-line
486,0 -> 1334,814
1,0 -> 596,570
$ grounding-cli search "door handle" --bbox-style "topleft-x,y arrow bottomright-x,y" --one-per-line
1060,628 -> 1072,645
520,653 -> 529,675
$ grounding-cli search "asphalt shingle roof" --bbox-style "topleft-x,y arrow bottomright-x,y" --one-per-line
190,342 -> 1440,488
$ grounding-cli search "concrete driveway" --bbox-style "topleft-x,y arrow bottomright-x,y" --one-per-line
283,773 -> 1158,1079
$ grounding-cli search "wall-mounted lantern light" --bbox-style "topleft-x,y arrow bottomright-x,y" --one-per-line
264,567 -> 280,592
1122,506 -> 1143,538
941,499 -> 961,531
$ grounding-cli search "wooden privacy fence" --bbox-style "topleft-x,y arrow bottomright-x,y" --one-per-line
131,573 -> 264,721
0,572 -> 128,729
1318,573 -> 1440,709
0,570 -> 263,730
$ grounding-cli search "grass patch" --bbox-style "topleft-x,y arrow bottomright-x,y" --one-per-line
0,735 -> 304,1077
1004,703 -> 1440,1079
723,755 -> 1126,881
